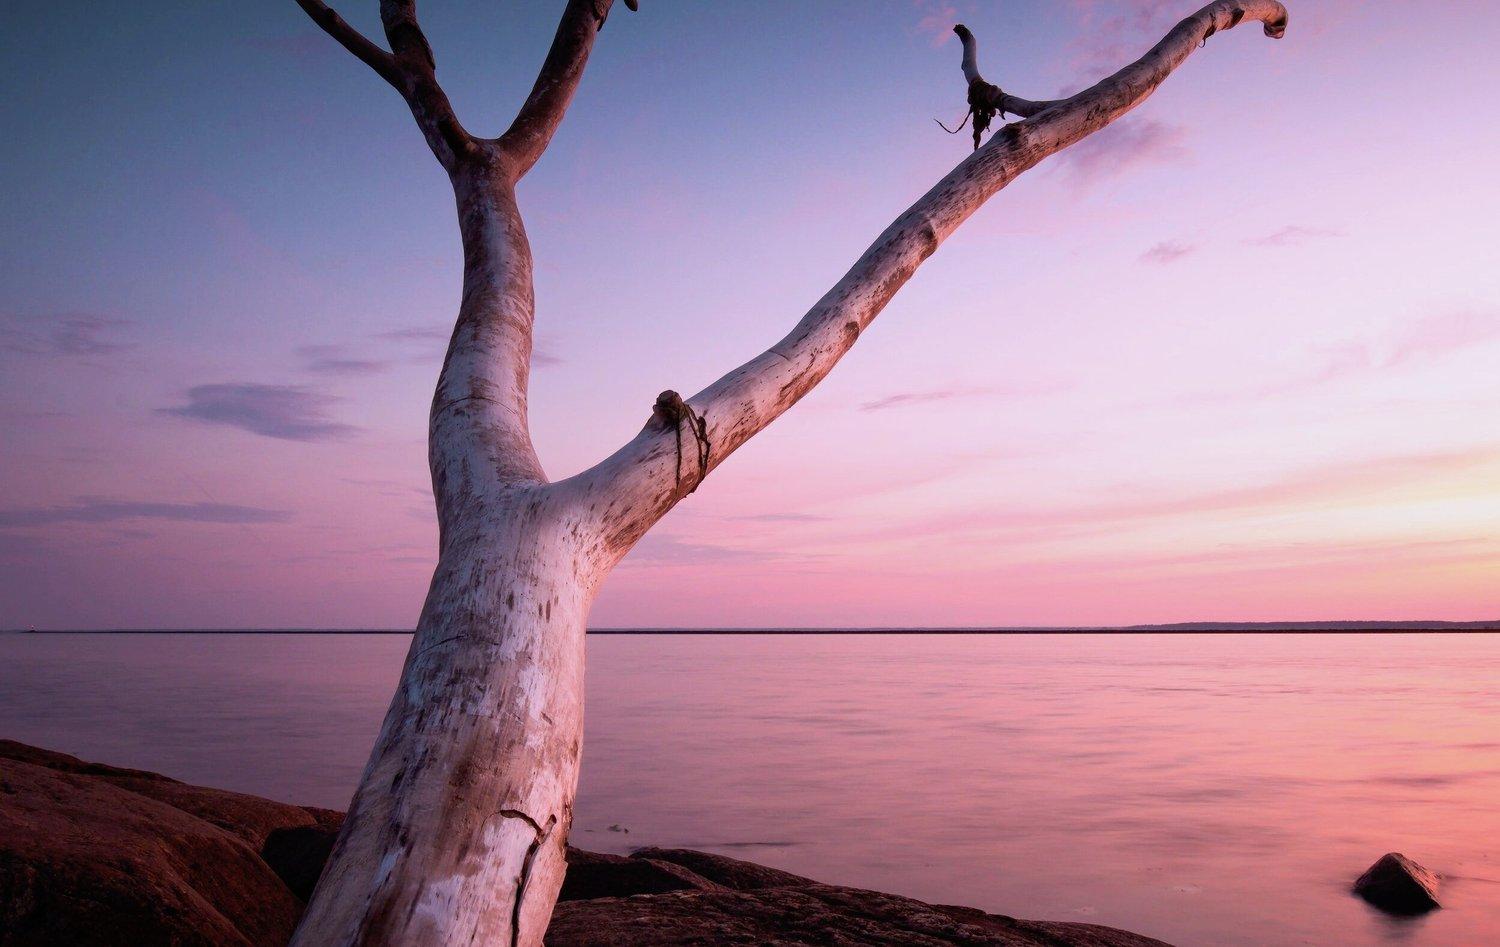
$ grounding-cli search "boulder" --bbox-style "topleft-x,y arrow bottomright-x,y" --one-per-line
0,743 -> 304,946
260,822 -> 343,902
1352,852 -> 1441,914
0,740 -> 1171,946
560,848 -> 722,901
549,883 -> 1168,946
630,846 -> 817,890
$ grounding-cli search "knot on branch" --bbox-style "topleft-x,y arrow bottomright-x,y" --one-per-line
966,79 -> 1005,151
935,80 -> 1007,151
653,390 -> 710,493
936,23 -> 1009,150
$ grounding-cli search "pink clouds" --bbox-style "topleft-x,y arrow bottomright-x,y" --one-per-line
1247,226 -> 1343,248
912,0 -> 960,48
1387,311 -> 1500,367
1140,241 -> 1195,264
1055,118 -> 1188,183
876,445 -> 1500,546
1,313 -> 132,358
159,384 -> 357,442
5,1 -> 1500,629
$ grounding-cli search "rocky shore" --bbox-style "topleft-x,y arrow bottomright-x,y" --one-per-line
0,740 -> 1166,945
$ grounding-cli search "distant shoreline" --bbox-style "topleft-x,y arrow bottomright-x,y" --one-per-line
6,623 -> 1499,636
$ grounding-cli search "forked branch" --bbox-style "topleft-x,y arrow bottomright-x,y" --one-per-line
946,24 -> 1062,149
294,0 -> 399,86
499,0 -> 634,178
565,0 -> 1289,559
377,1 -> 475,169
294,0 -> 473,168
296,0 -> 630,178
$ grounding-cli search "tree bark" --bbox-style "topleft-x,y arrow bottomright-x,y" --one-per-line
287,2 -> 1289,944
291,486 -> 594,946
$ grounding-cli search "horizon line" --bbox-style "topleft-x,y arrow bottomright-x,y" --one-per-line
6,620 -> 1500,636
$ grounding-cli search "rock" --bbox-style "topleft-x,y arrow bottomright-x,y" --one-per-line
260,822 -> 342,902
0,740 -> 1171,946
630,846 -> 818,890
560,848 -> 722,901
0,741 -> 304,946
549,884 -> 1169,946
0,741 -> 337,849
1352,852 -> 1441,914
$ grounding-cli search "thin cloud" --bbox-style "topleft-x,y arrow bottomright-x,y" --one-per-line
307,357 -> 389,374
159,383 -> 357,441
1026,535 -> 1500,589
869,444 -> 1500,546
377,325 -> 449,344
1056,118 -> 1187,184
862,389 -> 977,411
1140,241 -> 1195,264
1177,341 -> 1372,405
1247,226 -> 1343,248
621,534 -> 770,566
1066,1 -> 1180,82
0,498 -> 290,528
1176,310 -> 1498,405
1387,311 -> 1500,367
1,313 -> 132,357
735,513 -> 831,523
913,0 -> 959,47
860,384 -> 1050,412
299,345 -> 390,375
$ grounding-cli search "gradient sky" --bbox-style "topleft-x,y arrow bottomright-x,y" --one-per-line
3,1 -> 1498,629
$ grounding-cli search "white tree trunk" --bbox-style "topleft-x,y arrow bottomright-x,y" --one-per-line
292,492 -> 596,945
287,1 -> 1290,944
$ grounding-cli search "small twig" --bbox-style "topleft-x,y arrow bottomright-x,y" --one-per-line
936,111 -> 972,135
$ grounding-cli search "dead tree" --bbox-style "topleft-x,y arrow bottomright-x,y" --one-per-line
287,2 -> 1289,944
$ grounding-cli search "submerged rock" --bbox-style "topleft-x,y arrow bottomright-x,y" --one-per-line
0,739 -> 1170,946
1352,852 -> 1441,914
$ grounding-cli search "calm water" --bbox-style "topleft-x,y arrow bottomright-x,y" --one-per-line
1,632 -> 1496,946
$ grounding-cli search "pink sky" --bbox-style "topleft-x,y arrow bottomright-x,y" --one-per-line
2,1 -> 1497,628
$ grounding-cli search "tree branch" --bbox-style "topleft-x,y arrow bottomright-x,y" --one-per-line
498,0 -> 626,179
293,1 -> 475,169
293,0 -> 400,87
561,0 -> 1289,560
953,24 -> 1060,122
377,1 -> 477,170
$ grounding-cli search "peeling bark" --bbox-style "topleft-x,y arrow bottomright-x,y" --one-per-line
287,2 -> 1288,944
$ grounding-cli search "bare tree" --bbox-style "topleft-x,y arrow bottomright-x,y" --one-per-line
288,1 -> 1289,944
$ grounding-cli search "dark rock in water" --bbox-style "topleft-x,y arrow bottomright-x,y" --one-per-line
0,739 -> 1171,946
1353,852 -> 1441,914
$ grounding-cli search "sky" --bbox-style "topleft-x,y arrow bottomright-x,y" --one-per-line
2,0 -> 1498,629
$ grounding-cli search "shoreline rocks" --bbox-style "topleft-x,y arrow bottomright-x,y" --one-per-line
0,740 -> 1168,945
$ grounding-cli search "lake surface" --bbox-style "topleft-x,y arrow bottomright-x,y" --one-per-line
1,632 -> 1496,946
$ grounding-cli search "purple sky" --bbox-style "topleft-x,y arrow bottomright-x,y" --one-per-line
3,1 -> 1498,629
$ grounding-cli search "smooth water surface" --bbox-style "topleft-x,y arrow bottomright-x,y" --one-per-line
0,632 -> 1495,946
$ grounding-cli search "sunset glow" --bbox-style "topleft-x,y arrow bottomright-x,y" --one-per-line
3,0 -> 1497,628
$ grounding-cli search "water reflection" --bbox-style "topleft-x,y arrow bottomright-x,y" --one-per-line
0,632 -> 1494,946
